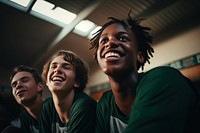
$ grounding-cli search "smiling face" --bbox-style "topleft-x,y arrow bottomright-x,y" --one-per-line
97,23 -> 142,76
46,55 -> 79,94
11,71 -> 42,105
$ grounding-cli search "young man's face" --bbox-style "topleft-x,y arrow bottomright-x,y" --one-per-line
11,71 -> 42,105
97,23 -> 140,76
46,55 -> 79,94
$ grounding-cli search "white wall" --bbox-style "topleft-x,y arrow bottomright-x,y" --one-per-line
88,25 -> 200,87
87,63 -> 108,87
143,25 -> 200,72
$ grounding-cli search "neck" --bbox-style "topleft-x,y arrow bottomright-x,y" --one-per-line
108,70 -> 138,116
52,89 -> 75,124
109,69 -> 138,91
24,96 -> 43,120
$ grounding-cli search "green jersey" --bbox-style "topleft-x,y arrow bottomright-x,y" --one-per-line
96,90 -> 129,133
39,91 -> 97,133
124,66 -> 200,133
96,66 -> 200,133
18,110 -> 39,133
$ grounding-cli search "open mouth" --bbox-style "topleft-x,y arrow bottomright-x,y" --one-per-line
105,52 -> 120,59
51,76 -> 65,82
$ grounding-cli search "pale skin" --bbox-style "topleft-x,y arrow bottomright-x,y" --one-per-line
46,55 -> 79,124
11,71 -> 43,120
97,23 -> 144,116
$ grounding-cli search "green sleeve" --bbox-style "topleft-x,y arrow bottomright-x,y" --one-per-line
95,91 -> 111,133
19,115 -> 31,133
68,94 -> 97,133
19,115 -> 29,133
19,110 -> 39,133
124,67 -> 196,133
95,102 -> 105,133
39,98 -> 53,133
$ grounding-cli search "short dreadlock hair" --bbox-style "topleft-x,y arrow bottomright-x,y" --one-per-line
89,11 -> 154,70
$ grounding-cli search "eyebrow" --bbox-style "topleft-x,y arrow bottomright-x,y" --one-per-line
51,61 -> 72,66
100,31 -> 129,38
50,61 -> 73,66
11,76 -> 30,86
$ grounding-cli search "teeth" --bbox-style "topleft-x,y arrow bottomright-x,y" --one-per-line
105,52 -> 120,58
52,77 -> 63,81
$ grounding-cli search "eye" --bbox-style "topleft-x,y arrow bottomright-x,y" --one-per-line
63,65 -> 71,69
11,82 -> 17,88
21,77 -> 29,83
99,38 -> 108,45
119,36 -> 129,42
62,62 -> 73,70
50,64 -> 57,69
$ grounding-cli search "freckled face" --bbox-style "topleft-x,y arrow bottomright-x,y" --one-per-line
46,56 -> 78,94
97,23 -> 139,76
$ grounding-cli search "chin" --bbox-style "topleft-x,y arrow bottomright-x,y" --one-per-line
104,68 -> 119,76
20,99 -> 27,105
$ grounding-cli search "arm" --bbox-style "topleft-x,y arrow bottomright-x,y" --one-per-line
95,101 -> 107,133
19,110 -> 38,133
68,94 -> 97,133
124,67 -> 197,133
95,91 -> 112,133
39,98 -> 53,133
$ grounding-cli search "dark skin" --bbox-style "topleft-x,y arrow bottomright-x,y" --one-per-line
97,23 -> 144,116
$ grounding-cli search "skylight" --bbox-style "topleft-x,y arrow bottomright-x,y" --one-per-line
1,0 -> 99,38
87,26 -> 102,39
9,0 -> 31,7
31,0 -> 77,25
73,20 -> 96,37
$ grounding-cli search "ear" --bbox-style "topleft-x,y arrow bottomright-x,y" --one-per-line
137,52 -> 144,64
74,81 -> 80,88
37,82 -> 43,92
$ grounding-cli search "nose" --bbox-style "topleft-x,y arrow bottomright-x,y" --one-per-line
105,37 -> 119,48
15,80 -> 23,89
53,66 -> 62,74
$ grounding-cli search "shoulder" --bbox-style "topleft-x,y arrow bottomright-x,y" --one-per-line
137,66 -> 192,98
140,66 -> 183,81
18,109 -> 31,123
19,109 -> 29,118
43,97 -> 53,105
73,92 -> 97,108
1,125 -> 21,133
147,66 -> 180,75
70,92 -> 96,116
98,90 -> 113,106
43,97 -> 53,102
96,90 -> 113,119
75,92 -> 96,102
18,109 -> 35,123
42,97 -> 54,111
99,90 -> 113,101
10,118 -> 21,128
138,66 -> 188,87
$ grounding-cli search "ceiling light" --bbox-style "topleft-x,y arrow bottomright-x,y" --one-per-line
73,20 -> 95,37
9,0 -> 31,7
31,0 -> 76,25
87,26 -> 102,39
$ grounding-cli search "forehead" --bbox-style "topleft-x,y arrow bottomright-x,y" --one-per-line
12,71 -> 32,82
102,23 -> 132,35
51,55 -> 71,65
